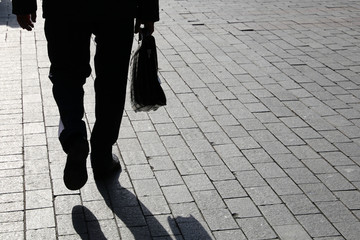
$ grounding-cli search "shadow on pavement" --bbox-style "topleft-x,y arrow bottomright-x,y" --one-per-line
72,170 -> 212,239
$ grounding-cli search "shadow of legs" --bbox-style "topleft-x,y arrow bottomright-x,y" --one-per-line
72,205 -> 107,240
95,172 -> 155,239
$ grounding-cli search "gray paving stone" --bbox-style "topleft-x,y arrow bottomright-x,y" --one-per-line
296,214 -> 340,238
254,162 -> 287,178
242,148 -> 273,164
192,190 -> 226,210
169,202 -> 203,222
139,195 -> 171,216
155,169 -> 184,186
175,160 -> 204,175
267,177 -> 303,195
274,224 -> 312,240
300,183 -> 337,202
203,165 -> 234,181
259,204 -> 298,226
132,179 -> 163,197
26,208 -> 55,230
316,201 -> 358,223
237,217 -> 277,240
335,165 -> 360,182
302,158 -> 337,174
235,170 -> 267,187
334,221 -> 360,240
225,197 -> 261,218
183,174 -> 214,192
272,153 -> 305,169
162,185 -> 193,204
333,191 -> 360,210
212,229 -> 246,240
246,185 -> 281,205
149,156 -> 176,171
285,167 -> 320,184
317,173 -> 355,191
201,208 -> 238,231
26,228 -> 56,240
214,180 -> 247,199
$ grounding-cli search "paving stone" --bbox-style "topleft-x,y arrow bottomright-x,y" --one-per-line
281,194 -> 319,215
132,179 -> 163,197
225,197 -> 261,218
201,208 -> 238,231
242,149 -> 273,164
274,224 -> 312,240
139,195 -> 171,216
259,204 -> 298,226
333,191 -> 360,210
222,156 -> 254,172
183,174 -> 214,191
300,183 -> 337,202
203,165 -> 234,181
54,195 -> 82,215
26,208 -> 55,230
272,153 -> 304,169
320,151 -> 355,166
316,201 -> 358,223
146,214 -> 180,237
162,185 -> 193,204
113,205 -> 147,228
212,229 -> 246,240
214,180 -> 247,199
235,170 -> 267,187
192,190 -> 226,210
169,202 -> 203,222
148,156 -> 176,171
26,228 -> 56,240
246,185 -> 282,205
25,188 -> 53,209
176,220 -> 214,239
267,177 -> 302,195
237,217 -> 277,240
155,169 -> 184,186
254,162 -> 287,178
302,158 -> 337,174
334,221 -> 360,240
296,214 -> 340,238
285,167 -> 320,184
335,165 -> 360,182
317,173 -> 355,191
174,160 -> 204,175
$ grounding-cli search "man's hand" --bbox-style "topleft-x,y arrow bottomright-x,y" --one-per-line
135,19 -> 155,35
16,12 -> 37,31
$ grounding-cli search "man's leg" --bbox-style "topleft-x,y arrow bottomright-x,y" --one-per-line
90,19 -> 134,178
45,19 -> 92,189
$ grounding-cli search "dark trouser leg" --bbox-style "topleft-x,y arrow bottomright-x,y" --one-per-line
90,19 -> 134,161
45,19 -> 92,153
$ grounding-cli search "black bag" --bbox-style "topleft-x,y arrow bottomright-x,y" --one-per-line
130,33 -> 166,112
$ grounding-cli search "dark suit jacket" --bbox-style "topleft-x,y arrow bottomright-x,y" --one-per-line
12,0 -> 159,21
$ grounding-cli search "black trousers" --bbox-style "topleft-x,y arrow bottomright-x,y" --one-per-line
45,18 -> 134,158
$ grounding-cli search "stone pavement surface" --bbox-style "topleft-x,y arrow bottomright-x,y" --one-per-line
1,0 -> 360,239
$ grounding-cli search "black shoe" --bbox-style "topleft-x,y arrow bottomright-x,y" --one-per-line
63,138 -> 89,190
91,154 -> 121,180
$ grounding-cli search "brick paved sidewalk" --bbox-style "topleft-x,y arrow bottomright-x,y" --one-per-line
1,0 -> 360,239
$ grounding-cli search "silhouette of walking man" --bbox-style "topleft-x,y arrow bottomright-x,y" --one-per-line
13,0 -> 159,190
